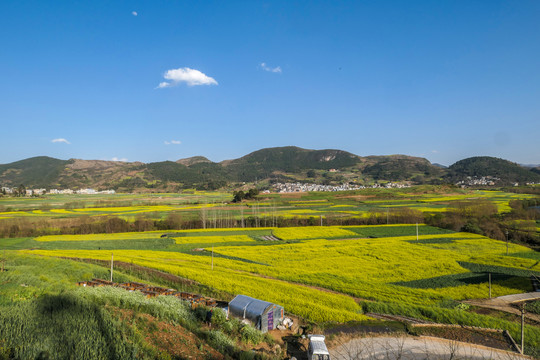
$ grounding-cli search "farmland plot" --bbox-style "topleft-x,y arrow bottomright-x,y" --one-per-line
22,225 -> 539,322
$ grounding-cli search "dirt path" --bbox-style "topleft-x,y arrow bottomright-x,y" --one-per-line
496,293 -> 540,303
330,335 -> 531,360
464,292 -> 540,324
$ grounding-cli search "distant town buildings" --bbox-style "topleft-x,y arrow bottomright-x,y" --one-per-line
273,182 -> 409,193
455,176 -> 500,187
1,187 -> 115,196
1,187 -> 14,194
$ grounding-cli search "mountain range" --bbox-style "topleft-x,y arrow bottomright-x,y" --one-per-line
1,146 -> 539,191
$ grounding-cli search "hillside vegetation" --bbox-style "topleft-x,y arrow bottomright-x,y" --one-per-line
1,147 -> 539,191
447,156 -> 540,184
0,156 -> 71,188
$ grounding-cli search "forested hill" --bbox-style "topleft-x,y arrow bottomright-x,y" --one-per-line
221,146 -> 360,181
445,156 -> 540,184
0,156 -> 72,188
0,148 -> 539,191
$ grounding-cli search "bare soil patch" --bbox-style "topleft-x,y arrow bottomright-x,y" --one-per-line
115,307 -> 225,359
336,194 -> 376,201
280,193 -> 306,198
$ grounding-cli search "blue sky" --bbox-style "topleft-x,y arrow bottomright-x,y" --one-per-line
1,1 -> 539,166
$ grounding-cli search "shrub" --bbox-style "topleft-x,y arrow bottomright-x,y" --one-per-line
240,324 -> 264,344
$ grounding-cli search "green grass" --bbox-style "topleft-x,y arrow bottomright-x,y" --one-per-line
510,251 -> 540,261
0,293 -> 143,360
407,238 -> 458,244
0,253 -> 152,359
173,229 -> 273,237
394,272 -> 520,289
525,300 -> 540,315
0,253 -> 269,359
0,253 -> 134,305
458,261 -> 540,278
0,237 -> 36,250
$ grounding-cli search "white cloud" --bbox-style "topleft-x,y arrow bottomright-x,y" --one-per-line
157,67 -> 218,88
165,140 -> 181,145
260,62 -> 282,73
132,11 -> 138,16
110,157 -> 128,162
51,138 -> 70,144
432,150 -> 439,154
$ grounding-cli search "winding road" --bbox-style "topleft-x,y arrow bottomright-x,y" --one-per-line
330,336 -> 531,360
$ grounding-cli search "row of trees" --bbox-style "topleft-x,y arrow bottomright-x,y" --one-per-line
0,207 -> 426,238
1,194 -> 537,247
425,199 -> 539,247
0,214 -> 206,238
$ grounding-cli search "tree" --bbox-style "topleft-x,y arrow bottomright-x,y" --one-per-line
247,188 -> 259,199
232,190 -> 245,203
232,188 -> 259,203
17,184 -> 26,197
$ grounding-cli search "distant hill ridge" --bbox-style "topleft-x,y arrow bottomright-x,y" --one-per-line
176,156 -> 212,166
0,147 -> 538,191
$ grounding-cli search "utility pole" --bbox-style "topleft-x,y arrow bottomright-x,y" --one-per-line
201,204 -> 207,229
489,272 -> 491,298
386,208 -> 389,225
211,246 -> 214,270
506,230 -> 509,256
320,215 -> 323,227
521,304 -> 525,354
273,201 -> 277,228
110,253 -> 114,282
416,222 -> 419,241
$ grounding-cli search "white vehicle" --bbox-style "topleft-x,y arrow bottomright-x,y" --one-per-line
307,334 -> 330,360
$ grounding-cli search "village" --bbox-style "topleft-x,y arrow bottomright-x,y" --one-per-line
272,182 -> 410,193
455,176 -> 501,187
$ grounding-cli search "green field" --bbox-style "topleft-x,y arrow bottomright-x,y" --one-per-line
0,188 -> 536,223
0,254 -> 272,359
2,224 -> 538,354
2,186 -> 540,357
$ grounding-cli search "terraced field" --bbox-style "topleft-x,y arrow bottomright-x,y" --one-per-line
15,225 -> 539,324
1,223 -> 539,354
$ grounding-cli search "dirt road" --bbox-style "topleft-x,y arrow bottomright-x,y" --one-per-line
330,335 -> 531,360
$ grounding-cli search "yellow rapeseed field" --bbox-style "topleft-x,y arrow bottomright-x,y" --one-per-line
173,235 -> 256,245
273,226 -> 358,240
24,225 -> 539,324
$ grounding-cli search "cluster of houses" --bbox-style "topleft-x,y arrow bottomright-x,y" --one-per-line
454,176 -> 539,187
273,182 -> 409,193
455,176 -> 500,187
1,187 -> 115,196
